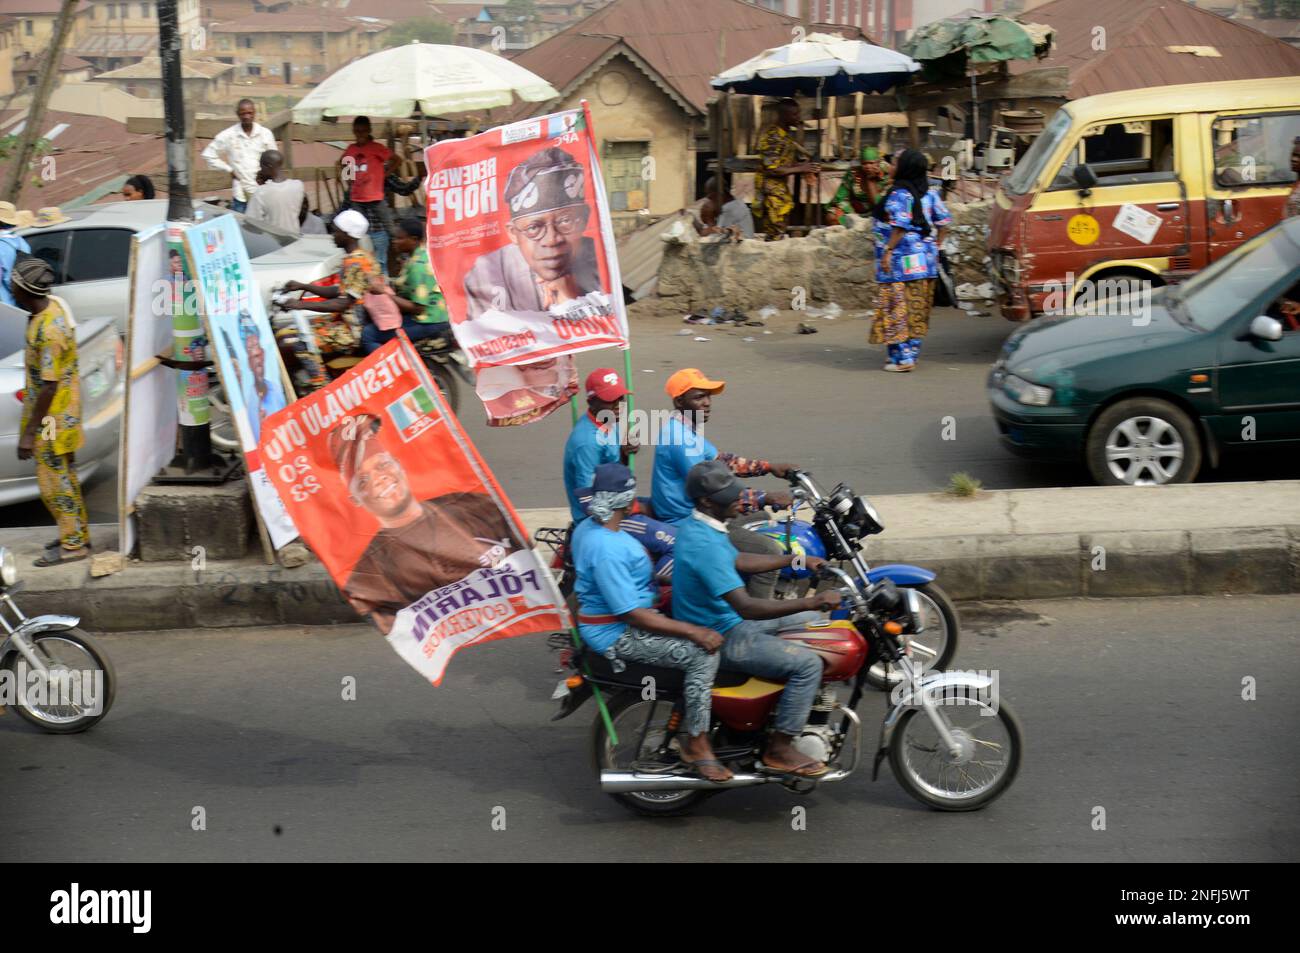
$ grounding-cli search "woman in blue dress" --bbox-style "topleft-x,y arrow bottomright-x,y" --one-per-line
869,149 -> 934,372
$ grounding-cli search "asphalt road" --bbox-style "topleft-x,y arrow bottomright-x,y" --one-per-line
4,306 -> 1296,528
3,594 -> 1297,862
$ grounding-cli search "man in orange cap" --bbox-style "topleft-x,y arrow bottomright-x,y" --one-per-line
651,367 -> 801,597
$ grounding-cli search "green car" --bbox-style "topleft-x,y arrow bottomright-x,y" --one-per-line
989,218 -> 1300,485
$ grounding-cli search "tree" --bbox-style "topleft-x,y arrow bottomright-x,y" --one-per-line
383,17 -> 455,48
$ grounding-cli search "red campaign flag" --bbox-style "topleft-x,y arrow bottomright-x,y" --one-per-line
422,104 -> 629,427
257,335 -> 570,685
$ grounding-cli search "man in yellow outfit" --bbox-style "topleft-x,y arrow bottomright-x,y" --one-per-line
752,98 -> 819,239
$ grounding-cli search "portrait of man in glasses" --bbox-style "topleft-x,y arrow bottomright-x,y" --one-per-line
463,145 -> 604,320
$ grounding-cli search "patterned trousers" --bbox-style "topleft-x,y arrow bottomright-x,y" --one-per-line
36,445 -> 88,551
609,627 -> 719,736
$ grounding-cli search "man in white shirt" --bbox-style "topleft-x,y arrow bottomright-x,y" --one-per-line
201,99 -> 277,212
244,150 -> 306,235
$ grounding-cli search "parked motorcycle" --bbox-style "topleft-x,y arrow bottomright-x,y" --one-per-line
547,470 -> 1020,815
0,548 -> 115,733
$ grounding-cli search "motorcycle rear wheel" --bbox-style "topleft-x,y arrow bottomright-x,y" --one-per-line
591,691 -> 710,817
423,359 -> 460,416
888,690 -> 1021,812
3,629 -> 117,733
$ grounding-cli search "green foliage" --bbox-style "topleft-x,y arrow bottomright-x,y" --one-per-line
1250,0 -> 1300,17
945,472 -> 983,498
505,0 -> 538,21
383,16 -> 455,48
0,135 -> 53,190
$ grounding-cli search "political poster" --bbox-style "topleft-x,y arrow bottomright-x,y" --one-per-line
183,214 -> 297,550
423,104 -> 628,426
118,225 -> 179,556
256,336 -> 569,685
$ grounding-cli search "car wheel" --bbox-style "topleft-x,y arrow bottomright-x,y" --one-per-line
1086,397 -> 1201,486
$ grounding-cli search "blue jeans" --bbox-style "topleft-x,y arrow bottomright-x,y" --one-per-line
369,227 -> 390,275
721,610 -> 823,735
361,318 -> 450,355
230,199 -> 247,213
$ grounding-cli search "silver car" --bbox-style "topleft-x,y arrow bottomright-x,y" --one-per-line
2,200 -> 340,505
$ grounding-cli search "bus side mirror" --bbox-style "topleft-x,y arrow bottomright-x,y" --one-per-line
1073,164 -> 1098,195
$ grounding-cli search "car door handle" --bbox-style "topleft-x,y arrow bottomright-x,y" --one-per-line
1155,203 -> 1180,211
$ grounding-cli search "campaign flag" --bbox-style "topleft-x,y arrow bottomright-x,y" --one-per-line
184,214 -> 297,549
257,335 -> 570,685
423,104 -> 629,426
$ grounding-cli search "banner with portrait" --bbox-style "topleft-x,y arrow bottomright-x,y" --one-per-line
422,104 -> 628,426
256,335 -> 569,685
183,215 -> 297,550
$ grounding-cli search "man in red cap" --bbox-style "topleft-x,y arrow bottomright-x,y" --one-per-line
331,414 -> 523,634
563,367 -> 676,569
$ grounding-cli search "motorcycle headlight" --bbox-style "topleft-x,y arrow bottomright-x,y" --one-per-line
0,547 -> 15,587
1004,373 -> 1053,406
855,495 -> 884,535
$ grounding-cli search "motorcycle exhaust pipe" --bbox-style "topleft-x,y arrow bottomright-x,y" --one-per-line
599,767 -> 854,793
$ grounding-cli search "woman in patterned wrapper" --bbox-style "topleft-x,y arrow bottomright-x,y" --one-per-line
331,413 -> 524,634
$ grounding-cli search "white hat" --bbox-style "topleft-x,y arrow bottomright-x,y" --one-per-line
332,209 -> 369,239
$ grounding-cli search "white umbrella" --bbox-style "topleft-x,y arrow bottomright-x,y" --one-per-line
292,42 -> 558,123
711,33 -> 920,96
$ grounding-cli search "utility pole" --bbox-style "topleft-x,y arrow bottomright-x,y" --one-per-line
1,0 -> 78,203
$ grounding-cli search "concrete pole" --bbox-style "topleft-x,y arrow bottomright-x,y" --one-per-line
1,0 -> 79,203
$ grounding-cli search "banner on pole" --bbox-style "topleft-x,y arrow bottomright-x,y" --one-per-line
423,105 -> 628,426
256,336 -> 569,685
183,215 -> 297,550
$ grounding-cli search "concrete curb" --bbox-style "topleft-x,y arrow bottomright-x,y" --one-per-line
7,483 -> 1299,632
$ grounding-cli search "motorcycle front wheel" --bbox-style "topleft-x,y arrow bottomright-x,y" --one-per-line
205,380 -> 242,452
888,689 -> 1021,811
866,581 -> 958,690
591,691 -> 709,817
423,360 -> 460,416
3,629 -> 117,733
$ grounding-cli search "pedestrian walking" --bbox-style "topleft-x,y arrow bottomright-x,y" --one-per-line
201,99 -> 276,213
870,149 -> 934,372
9,257 -> 90,566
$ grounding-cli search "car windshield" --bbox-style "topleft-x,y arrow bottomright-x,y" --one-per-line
1176,225 -> 1300,331
195,203 -> 296,258
1004,109 -> 1072,196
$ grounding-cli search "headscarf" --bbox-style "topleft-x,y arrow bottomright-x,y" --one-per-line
587,487 -> 636,523
872,148 -> 931,239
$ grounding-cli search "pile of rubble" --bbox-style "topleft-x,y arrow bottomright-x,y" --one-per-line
654,199 -> 994,313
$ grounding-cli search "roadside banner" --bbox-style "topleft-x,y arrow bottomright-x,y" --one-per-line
423,103 -> 628,426
256,335 -> 569,685
183,214 -> 298,550
118,225 -> 179,556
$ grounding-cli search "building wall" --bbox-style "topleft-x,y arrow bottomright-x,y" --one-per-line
212,28 -> 370,83
0,23 -> 15,97
84,0 -> 200,36
556,55 -> 694,232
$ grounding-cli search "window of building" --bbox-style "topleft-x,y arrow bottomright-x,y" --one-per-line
25,19 -> 33,35
1211,113 -> 1300,187
281,36 -> 292,50
239,36 -> 253,48
603,140 -> 650,211
247,64 -> 261,76
312,35 -> 324,50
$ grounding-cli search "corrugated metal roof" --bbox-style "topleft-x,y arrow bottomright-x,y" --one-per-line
70,32 -> 158,55
507,0 -> 871,116
97,56 -> 234,80
1008,0 -> 1300,99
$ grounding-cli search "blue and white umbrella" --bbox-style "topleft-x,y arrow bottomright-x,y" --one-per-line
710,33 -> 921,97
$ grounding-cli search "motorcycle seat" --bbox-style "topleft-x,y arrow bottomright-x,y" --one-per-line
579,648 -> 751,694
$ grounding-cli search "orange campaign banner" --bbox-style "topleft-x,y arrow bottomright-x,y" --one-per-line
423,103 -> 630,427
256,335 -> 569,685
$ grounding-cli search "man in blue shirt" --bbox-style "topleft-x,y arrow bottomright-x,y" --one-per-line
0,203 -> 32,309
651,367 -> 801,598
572,463 -> 732,782
673,460 -> 840,778
563,367 -> 676,574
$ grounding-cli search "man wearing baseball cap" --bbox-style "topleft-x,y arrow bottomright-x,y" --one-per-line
464,145 -> 602,320
571,462 -> 732,782
651,367 -> 802,598
563,367 -> 676,567
671,460 -> 840,778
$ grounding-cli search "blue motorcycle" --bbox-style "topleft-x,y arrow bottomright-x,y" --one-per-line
742,470 -> 959,688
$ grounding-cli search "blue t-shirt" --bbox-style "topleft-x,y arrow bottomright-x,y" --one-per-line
872,188 -> 929,283
563,413 -> 618,523
650,413 -> 718,523
671,512 -> 745,636
0,233 -> 32,308
572,516 -> 656,651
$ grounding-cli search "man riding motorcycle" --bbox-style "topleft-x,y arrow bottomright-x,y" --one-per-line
672,460 -> 841,778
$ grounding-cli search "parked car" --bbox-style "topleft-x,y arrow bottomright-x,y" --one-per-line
15,199 -> 341,331
0,313 -> 124,506
988,217 -> 1300,486
989,77 -> 1300,321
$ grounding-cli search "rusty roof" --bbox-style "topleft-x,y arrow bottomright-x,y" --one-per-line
0,0 -> 89,14
1008,0 -> 1300,99
210,10 -> 379,32
505,0 -> 871,117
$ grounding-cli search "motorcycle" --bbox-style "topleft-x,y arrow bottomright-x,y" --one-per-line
207,279 -> 473,452
0,547 -> 115,733
547,470 -> 1021,815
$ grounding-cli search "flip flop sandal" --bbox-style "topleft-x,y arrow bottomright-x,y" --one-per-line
757,759 -> 831,779
681,758 -> 733,784
33,548 -> 90,568
44,539 -> 91,553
